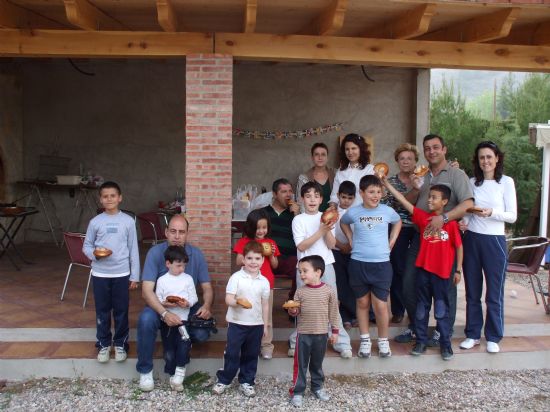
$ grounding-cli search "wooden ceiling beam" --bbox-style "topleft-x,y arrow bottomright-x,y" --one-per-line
361,3 -> 436,40
420,7 -> 521,43
63,0 -> 126,31
156,0 -> 178,32
243,0 -> 257,33
533,22 -> 550,46
215,32 -> 550,72
0,0 -> 67,29
299,0 -> 348,36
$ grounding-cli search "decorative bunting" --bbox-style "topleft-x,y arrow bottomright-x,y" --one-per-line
233,123 -> 343,140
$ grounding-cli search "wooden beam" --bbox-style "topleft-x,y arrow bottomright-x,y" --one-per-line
0,0 -> 67,29
533,22 -> 550,46
420,7 -> 520,43
156,0 -> 178,32
361,3 -> 436,40
243,0 -> 257,33
299,0 -> 348,36
63,0 -> 126,31
215,32 -> 550,72
0,29 -> 212,57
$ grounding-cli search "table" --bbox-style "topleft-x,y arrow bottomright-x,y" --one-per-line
17,180 -> 99,246
0,207 -> 39,270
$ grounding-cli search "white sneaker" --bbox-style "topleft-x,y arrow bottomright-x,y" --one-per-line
212,382 -> 228,395
459,338 -> 481,350
313,388 -> 330,401
378,339 -> 392,358
114,346 -> 127,362
139,371 -> 154,392
290,394 -> 303,407
239,383 -> 256,397
358,338 -> 371,358
340,349 -> 353,359
487,341 -> 500,353
170,367 -> 186,392
287,347 -> 295,357
97,346 -> 110,363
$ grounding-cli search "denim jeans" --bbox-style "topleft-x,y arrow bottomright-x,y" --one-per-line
136,302 -> 210,374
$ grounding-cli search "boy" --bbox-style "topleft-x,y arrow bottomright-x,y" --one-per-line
340,175 -> 401,358
212,241 -> 270,397
383,179 -> 462,360
332,180 -> 356,328
289,181 -> 352,359
288,255 -> 339,408
83,181 -> 140,363
155,245 -> 198,392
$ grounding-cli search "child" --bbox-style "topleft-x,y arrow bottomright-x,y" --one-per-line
83,181 -> 140,363
212,241 -> 270,397
332,180 -> 356,329
289,181 -> 352,359
155,245 -> 198,392
233,209 -> 280,359
288,255 -> 339,407
383,179 -> 463,360
340,175 -> 401,358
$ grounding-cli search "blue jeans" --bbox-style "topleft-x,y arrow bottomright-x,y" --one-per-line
136,302 -> 210,374
92,275 -> 130,351
216,323 -> 263,386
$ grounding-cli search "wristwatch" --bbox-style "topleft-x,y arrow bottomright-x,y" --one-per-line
160,310 -> 168,321
442,213 -> 449,224
455,269 -> 462,275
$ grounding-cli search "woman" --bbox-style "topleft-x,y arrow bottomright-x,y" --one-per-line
381,143 -> 421,324
296,142 -> 335,212
329,133 -> 374,207
460,141 -> 517,354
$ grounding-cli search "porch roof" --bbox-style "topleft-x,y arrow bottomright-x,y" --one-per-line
0,0 -> 549,70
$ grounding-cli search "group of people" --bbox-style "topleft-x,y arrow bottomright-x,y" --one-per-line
82,132 -> 517,408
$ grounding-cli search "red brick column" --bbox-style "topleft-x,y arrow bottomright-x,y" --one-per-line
185,54 -> 233,316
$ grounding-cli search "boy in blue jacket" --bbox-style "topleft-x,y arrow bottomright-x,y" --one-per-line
83,181 -> 140,363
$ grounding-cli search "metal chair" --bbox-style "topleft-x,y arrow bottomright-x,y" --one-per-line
137,212 -> 167,244
506,236 -> 550,314
60,232 -> 93,308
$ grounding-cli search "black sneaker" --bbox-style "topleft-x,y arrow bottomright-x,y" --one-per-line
395,328 -> 416,343
441,346 -> 454,361
427,329 -> 440,347
410,343 -> 427,356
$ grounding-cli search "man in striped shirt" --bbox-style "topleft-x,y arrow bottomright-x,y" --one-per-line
288,255 -> 340,408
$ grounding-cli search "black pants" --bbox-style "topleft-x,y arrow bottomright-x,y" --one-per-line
160,323 -> 192,375
290,333 -> 327,396
390,225 -> 416,317
333,250 -> 356,323
216,323 -> 263,386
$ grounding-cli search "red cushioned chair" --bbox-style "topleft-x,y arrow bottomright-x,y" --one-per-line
138,212 -> 167,245
506,236 -> 550,314
60,232 -> 93,308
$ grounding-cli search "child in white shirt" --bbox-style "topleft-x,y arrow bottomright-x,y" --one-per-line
155,246 -> 198,392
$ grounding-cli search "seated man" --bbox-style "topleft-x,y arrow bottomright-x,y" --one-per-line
136,214 -> 213,391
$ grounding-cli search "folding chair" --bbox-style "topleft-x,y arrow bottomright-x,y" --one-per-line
137,212 -> 167,244
506,236 -> 550,314
60,232 -> 93,308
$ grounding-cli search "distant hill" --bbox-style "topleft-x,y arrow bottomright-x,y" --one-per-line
430,69 -> 528,102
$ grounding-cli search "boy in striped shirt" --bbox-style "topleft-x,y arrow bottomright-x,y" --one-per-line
288,255 -> 340,408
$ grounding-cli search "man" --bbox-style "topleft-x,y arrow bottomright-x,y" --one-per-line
395,134 -> 473,347
136,214 -> 214,391
262,178 -> 300,290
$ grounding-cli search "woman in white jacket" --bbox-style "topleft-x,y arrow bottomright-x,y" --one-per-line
460,141 -> 517,354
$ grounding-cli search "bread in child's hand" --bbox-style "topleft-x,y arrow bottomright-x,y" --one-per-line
166,295 -> 187,306
236,297 -> 252,309
93,247 -> 112,258
320,208 -> 339,225
282,300 -> 301,309
413,165 -> 429,177
262,242 -> 273,257
374,162 -> 389,177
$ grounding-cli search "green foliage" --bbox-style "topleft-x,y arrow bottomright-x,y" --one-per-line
466,90 -> 495,121
430,74 -> 545,235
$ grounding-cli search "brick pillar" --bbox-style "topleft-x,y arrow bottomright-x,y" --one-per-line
185,54 -> 233,316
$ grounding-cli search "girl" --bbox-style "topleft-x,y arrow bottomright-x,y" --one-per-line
233,208 -> 280,359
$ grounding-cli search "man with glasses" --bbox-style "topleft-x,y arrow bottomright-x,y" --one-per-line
395,134 -> 474,351
136,214 -> 213,391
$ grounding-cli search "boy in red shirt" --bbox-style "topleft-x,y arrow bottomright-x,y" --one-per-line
383,180 -> 463,361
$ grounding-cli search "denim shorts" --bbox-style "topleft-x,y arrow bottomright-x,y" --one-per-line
348,259 -> 393,301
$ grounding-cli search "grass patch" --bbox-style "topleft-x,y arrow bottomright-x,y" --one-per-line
181,371 -> 211,399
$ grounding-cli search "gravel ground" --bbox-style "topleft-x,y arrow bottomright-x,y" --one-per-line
1,369 -> 549,411
508,268 -> 549,294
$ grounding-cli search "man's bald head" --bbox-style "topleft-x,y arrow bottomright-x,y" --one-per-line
165,214 -> 189,246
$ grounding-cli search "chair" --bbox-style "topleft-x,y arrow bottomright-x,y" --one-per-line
60,232 -> 93,308
506,236 -> 550,314
137,212 -> 167,244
